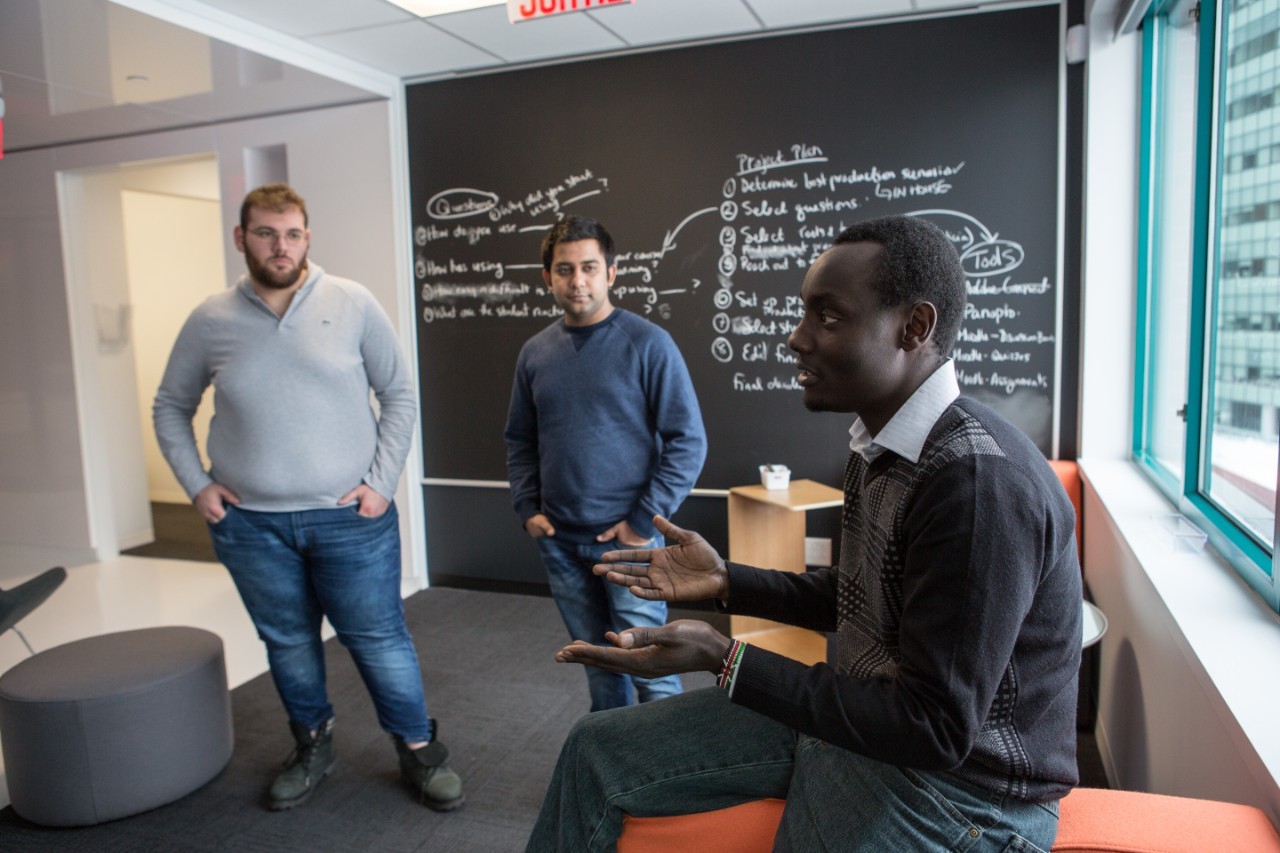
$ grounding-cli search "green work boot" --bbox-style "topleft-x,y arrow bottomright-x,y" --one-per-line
394,720 -> 464,812
268,717 -> 336,810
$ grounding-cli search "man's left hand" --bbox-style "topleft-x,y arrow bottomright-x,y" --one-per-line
555,620 -> 730,678
596,519 -> 650,547
339,484 -> 390,518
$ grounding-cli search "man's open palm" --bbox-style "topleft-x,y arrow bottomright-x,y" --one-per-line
594,515 -> 727,602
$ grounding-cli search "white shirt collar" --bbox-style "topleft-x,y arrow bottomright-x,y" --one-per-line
848,360 -> 960,464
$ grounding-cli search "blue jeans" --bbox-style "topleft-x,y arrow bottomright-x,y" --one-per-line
208,503 -> 433,741
527,688 -> 1060,852
537,534 -> 683,711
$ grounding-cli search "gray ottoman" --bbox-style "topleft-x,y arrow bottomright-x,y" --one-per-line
0,626 -> 233,826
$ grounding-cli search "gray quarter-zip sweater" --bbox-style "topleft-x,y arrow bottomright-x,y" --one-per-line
153,262 -> 417,511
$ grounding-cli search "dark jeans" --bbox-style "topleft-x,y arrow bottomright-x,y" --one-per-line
209,502 -> 432,741
538,534 -> 683,711
527,687 -> 1060,852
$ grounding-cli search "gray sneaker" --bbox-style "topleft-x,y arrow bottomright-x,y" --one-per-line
268,717 -> 336,810
394,720 -> 464,811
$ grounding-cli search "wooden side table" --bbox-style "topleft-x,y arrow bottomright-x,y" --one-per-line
727,479 -> 843,665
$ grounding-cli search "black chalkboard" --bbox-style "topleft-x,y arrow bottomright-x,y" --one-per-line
407,5 -> 1061,491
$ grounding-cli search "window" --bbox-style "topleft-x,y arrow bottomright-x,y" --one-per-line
1230,400 -> 1263,430
1137,0 -> 1279,607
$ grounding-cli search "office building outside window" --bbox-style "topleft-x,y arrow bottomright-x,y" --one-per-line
1211,0 -> 1279,548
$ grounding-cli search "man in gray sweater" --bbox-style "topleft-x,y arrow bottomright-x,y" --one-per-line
153,184 -> 462,813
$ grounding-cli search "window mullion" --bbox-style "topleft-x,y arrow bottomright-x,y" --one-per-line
1183,0 -> 1217,505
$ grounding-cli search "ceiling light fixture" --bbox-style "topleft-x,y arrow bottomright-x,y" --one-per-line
385,0 -> 505,16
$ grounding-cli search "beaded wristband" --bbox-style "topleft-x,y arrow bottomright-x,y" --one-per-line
717,639 -> 746,691
716,640 -> 736,686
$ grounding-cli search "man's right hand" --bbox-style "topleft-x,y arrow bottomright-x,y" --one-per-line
524,513 -> 556,539
594,515 -> 728,603
555,620 -> 731,678
194,482 -> 241,523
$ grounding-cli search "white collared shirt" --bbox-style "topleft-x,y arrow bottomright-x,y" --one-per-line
848,360 -> 960,464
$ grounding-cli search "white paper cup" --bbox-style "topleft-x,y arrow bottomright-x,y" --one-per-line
759,465 -> 791,490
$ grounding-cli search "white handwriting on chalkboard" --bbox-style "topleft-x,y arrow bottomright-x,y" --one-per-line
762,296 -> 805,318
422,282 -> 530,302
795,197 -> 860,222
953,348 -> 1034,364
420,259 -> 514,279
427,189 -> 499,220
616,265 -> 653,284
997,330 -> 1056,344
730,316 -> 794,336
991,372 -> 1049,394
742,199 -> 789,217
740,176 -> 798,192
454,224 -> 492,245
968,277 -> 1051,296
958,328 -> 1056,345
874,179 -> 952,200
955,370 -> 1049,393
417,224 -> 448,244
426,170 -> 603,227
965,303 -> 1019,324
612,282 -> 658,304
732,372 -> 803,391
742,243 -> 808,261
414,154 -> 1053,404
736,144 -> 828,176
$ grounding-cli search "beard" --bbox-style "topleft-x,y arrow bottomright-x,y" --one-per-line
246,249 -> 307,290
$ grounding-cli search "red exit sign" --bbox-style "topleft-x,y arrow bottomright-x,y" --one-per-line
507,0 -> 632,24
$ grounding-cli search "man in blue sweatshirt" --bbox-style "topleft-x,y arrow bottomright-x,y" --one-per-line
153,184 -> 462,813
504,215 -> 708,711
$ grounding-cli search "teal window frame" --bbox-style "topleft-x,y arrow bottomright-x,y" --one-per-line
1134,0 -> 1278,610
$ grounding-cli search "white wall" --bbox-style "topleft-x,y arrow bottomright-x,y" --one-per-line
1079,3 -> 1139,463
0,149 -> 95,574
0,98 -> 422,584
59,168 -> 151,553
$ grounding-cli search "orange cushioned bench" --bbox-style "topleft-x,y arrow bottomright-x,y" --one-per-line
619,787 -> 1280,852
1047,459 -> 1083,558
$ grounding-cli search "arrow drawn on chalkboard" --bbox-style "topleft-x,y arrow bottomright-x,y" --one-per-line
907,208 -> 1025,277
562,189 -> 602,206
907,208 -> 996,242
661,207 -> 718,256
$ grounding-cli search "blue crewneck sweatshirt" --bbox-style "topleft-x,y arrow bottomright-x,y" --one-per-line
504,309 -> 707,542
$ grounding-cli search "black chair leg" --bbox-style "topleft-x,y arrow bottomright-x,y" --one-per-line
0,567 -> 68,654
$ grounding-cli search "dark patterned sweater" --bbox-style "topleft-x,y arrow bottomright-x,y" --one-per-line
724,397 -> 1081,802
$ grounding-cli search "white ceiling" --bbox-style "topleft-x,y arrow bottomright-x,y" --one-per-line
199,0 -> 1034,80
0,0 -> 1045,153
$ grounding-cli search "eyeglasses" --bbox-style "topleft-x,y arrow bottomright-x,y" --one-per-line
247,227 -> 307,246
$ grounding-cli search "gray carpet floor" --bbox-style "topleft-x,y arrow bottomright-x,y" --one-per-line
121,502 -> 218,563
0,586 -> 1109,850
0,588 -> 714,851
